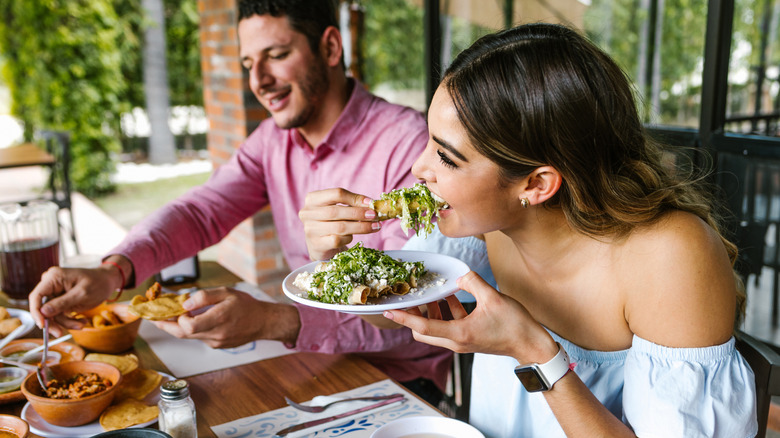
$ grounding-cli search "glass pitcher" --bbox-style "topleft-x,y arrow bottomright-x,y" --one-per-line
0,201 -> 60,305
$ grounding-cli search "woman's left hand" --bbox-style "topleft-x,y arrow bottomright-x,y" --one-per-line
384,271 -> 554,361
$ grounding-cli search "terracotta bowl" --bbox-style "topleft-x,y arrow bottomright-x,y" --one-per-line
68,303 -> 141,353
20,361 -> 122,427
0,414 -> 29,437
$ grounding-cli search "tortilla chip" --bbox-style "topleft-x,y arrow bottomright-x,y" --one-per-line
0,318 -> 21,337
114,368 -> 163,401
100,398 -> 160,431
85,353 -> 139,375
129,292 -> 189,321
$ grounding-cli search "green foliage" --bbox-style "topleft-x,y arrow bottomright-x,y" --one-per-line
362,0 -> 424,89
0,0 -> 204,195
165,0 -> 202,108
584,0 -> 708,126
114,0 -> 145,110
0,0 -> 126,196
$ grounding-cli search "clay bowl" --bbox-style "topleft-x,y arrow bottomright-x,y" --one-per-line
0,414 -> 28,437
68,303 -> 141,353
20,361 -> 122,427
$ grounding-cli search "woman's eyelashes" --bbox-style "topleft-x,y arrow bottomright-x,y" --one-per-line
437,150 -> 458,169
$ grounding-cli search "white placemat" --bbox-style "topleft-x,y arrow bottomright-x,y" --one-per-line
138,282 -> 294,377
211,379 -> 443,438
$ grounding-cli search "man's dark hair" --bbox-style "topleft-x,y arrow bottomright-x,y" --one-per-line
238,0 -> 339,54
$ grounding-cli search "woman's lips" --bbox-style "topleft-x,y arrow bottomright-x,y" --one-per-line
430,191 -> 450,211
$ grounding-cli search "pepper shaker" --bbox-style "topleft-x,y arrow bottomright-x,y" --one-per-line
158,379 -> 197,438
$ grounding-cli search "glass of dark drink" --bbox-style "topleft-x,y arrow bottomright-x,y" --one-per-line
0,201 -> 60,306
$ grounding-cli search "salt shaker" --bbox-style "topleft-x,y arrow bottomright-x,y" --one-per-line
158,379 -> 197,438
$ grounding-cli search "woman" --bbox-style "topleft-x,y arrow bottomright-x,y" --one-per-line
299,23 -> 756,437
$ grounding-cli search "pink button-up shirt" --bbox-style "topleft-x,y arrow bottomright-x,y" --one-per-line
110,81 -> 452,389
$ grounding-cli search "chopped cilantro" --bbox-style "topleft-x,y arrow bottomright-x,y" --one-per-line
305,243 -> 426,305
375,183 -> 443,236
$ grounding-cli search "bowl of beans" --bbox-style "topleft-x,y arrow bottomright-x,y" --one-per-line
20,360 -> 122,427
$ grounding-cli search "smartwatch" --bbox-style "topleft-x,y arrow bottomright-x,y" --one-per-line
514,343 -> 570,392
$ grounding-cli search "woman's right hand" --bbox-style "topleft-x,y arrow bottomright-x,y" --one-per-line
298,188 -> 382,261
28,265 -> 118,336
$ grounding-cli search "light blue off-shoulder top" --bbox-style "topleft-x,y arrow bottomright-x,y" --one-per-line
402,226 -> 757,437
470,331 -> 758,437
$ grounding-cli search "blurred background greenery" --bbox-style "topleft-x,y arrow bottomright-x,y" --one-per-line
0,0 -> 776,202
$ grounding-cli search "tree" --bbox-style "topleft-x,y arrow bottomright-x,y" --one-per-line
165,0 -> 202,152
0,0 -> 127,195
142,0 -> 177,164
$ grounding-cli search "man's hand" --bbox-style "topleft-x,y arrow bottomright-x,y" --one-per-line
29,264 -> 120,337
152,287 -> 302,348
298,188 -> 381,261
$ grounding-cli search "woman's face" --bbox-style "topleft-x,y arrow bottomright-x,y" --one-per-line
412,86 -> 525,238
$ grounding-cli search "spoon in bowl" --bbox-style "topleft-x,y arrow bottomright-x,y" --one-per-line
36,298 -> 53,390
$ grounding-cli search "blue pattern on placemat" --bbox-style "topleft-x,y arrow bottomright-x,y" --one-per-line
212,379 -> 443,438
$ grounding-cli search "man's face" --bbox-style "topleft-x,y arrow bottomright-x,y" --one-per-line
238,14 -> 329,130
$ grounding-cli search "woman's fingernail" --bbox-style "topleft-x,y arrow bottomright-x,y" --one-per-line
363,197 -> 373,205
371,222 -> 382,230
383,311 -> 394,320
365,210 -> 376,219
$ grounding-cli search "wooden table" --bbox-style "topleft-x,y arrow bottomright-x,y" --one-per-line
0,143 -> 55,170
0,261 -> 400,437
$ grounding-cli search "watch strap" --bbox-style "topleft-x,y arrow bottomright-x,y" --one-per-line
538,343 -> 570,387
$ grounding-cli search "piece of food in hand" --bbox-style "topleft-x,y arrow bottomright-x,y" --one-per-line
293,242 -> 427,305
100,398 -> 160,431
85,353 -> 139,375
129,282 -> 189,321
370,183 -> 448,236
113,368 -> 162,401
145,281 -> 162,301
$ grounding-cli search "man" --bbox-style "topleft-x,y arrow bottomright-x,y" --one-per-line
29,0 -> 449,404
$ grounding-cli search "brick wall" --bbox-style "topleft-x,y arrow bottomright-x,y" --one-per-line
198,0 -> 289,297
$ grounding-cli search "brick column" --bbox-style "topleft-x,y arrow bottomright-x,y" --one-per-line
198,0 -> 288,297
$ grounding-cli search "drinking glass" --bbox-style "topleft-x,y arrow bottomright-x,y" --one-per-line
0,201 -> 60,306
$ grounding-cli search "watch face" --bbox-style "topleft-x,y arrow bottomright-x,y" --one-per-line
515,365 -> 549,392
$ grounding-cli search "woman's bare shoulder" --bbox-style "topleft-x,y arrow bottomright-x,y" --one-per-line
619,211 -> 736,347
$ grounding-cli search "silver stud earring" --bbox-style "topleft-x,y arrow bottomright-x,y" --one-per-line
521,198 -> 530,208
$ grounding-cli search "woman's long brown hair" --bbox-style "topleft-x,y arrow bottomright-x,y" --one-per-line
443,23 -> 746,326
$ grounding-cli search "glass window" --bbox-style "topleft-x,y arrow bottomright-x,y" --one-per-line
342,0 -> 427,111
725,0 -> 780,137
431,0 -> 708,128
583,0 -> 709,127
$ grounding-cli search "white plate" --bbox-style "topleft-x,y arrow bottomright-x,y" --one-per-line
21,371 -> 173,438
7,308 -> 35,339
283,250 -> 470,315
370,415 -> 485,438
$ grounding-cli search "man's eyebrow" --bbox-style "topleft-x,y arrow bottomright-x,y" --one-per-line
432,135 -> 468,162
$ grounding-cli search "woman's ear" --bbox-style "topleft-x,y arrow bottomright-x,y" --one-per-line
523,166 -> 562,205
321,26 -> 343,68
